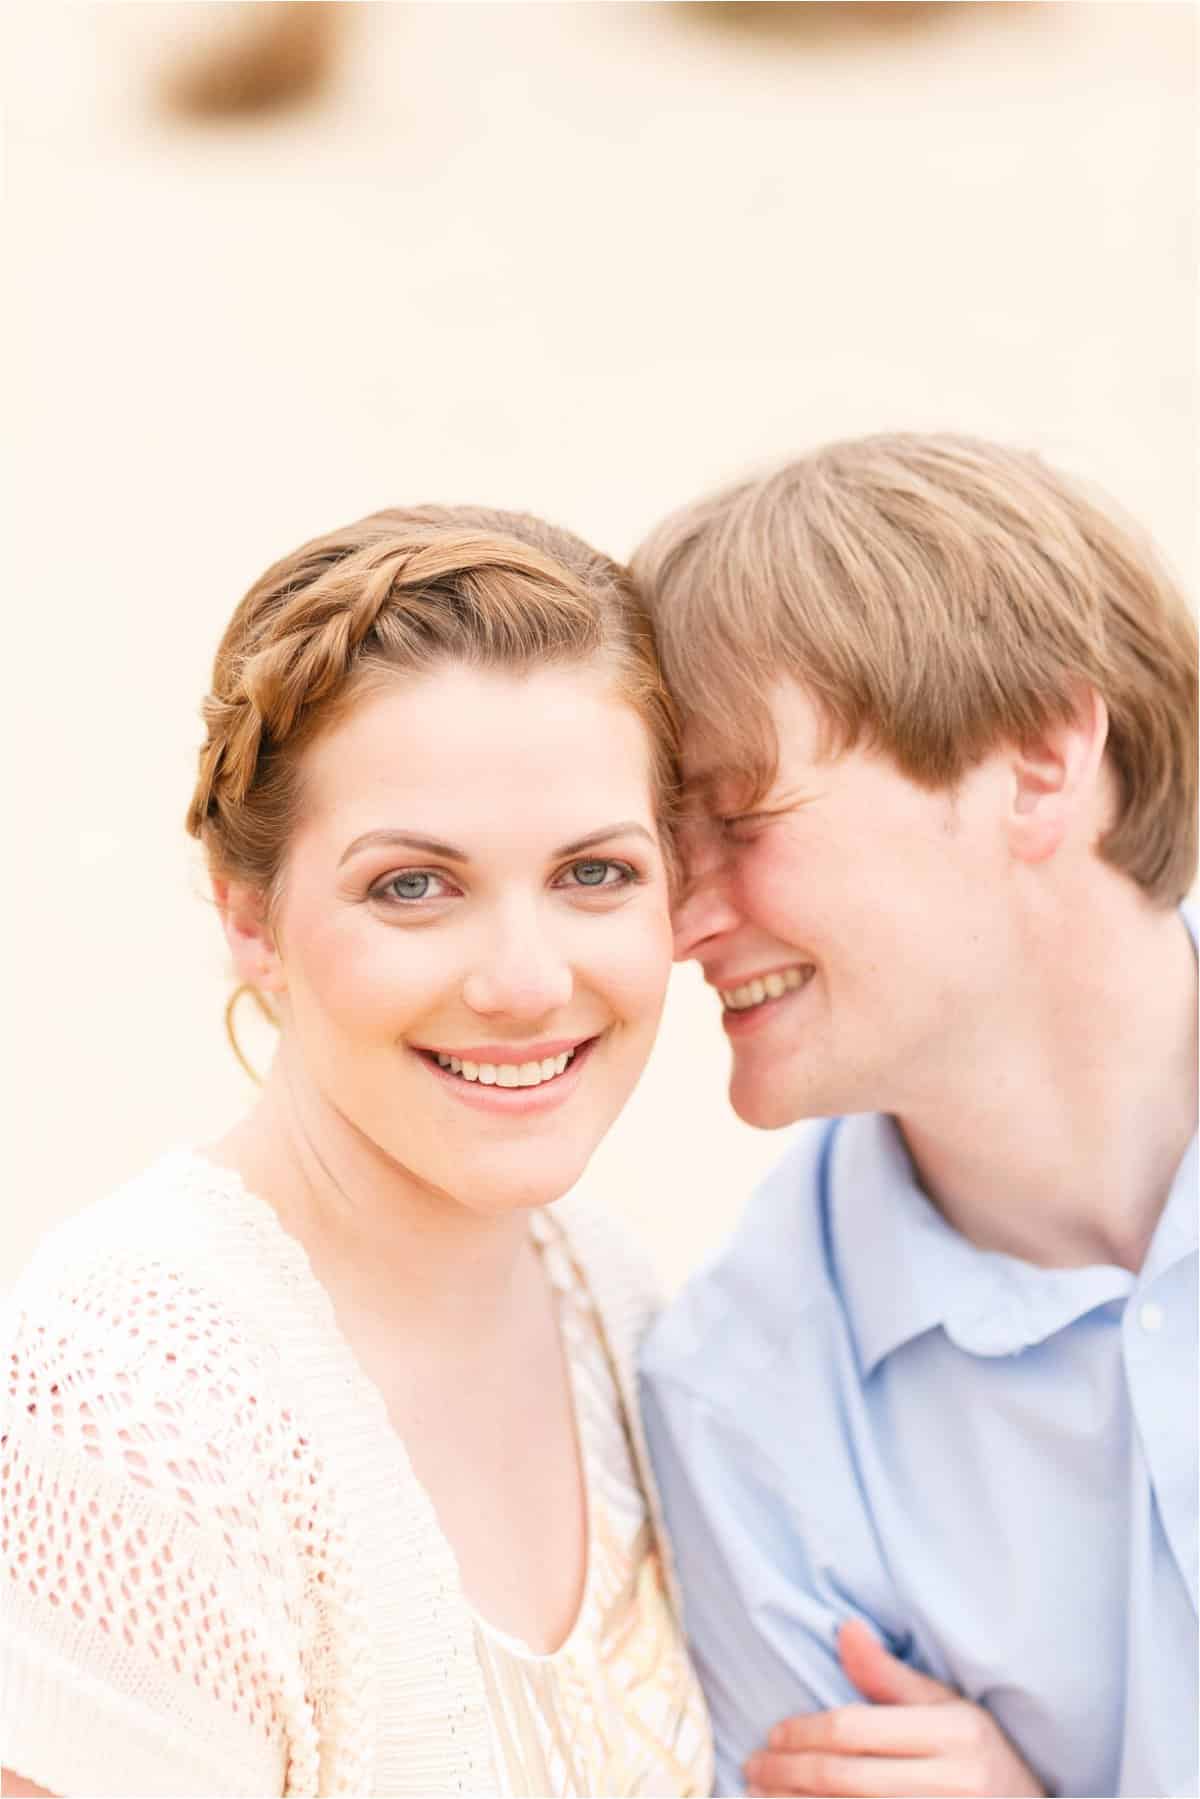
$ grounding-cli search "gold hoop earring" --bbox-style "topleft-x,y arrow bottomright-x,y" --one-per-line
224,982 -> 278,1086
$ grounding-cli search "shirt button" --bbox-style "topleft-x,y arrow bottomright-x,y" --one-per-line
1138,1301 -> 1165,1333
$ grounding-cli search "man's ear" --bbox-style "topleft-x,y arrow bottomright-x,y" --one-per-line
1006,687 -> 1110,867
211,876 -> 286,993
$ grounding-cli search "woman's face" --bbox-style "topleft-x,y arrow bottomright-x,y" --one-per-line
247,661 -> 672,1215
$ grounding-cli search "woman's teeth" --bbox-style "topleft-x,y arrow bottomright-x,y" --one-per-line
720,966 -> 810,1011
433,1049 -> 576,1087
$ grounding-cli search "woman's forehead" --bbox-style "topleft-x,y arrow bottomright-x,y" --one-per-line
295,664 -> 660,848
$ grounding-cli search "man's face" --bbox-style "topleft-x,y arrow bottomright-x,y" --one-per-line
673,679 -> 1010,1128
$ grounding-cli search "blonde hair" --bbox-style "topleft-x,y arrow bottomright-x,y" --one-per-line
187,505 -> 678,904
634,434 -> 1197,905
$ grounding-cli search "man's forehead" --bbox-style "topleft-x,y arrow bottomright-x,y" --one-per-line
678,719 -> 751,789
678,756 -> 721,797
678,756 -> 757,813
680,679 -> 830,796
679,712 -> 772,800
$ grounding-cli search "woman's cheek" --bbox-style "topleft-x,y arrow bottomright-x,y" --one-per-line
598,906 -> 674,1023
309,917 -> 440,1032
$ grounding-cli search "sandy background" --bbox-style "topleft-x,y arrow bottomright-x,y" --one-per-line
4,1 -> 1195,1293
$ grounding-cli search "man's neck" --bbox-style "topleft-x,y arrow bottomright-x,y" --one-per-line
895,892 -> 1197,1273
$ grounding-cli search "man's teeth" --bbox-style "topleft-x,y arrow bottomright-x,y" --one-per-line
720,966 -> 809,1011
434,1049 -> 576,1086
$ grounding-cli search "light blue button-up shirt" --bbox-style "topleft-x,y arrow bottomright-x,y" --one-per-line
643,945 -> 1197,1797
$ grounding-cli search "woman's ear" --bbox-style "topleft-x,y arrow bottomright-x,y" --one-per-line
1006,686 -> 1110,867
211,876 -> 286,993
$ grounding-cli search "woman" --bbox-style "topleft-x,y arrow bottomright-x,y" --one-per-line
1,507 -> 712,1796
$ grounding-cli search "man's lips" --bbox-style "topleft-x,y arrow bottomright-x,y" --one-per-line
711,963 -> 814,1011
708,965 -> 816,1036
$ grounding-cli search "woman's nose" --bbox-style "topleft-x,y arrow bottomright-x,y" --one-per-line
461,910 -> 573,1019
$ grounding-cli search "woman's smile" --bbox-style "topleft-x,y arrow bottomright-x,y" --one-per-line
412,1032 -> 604,1114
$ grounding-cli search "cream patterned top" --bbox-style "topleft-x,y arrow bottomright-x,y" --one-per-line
473,1213 -> 711,1798
1,1152 -> 714,1796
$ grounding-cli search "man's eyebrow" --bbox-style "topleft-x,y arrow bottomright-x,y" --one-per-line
338,822 -> 654,868
679,767 -> 720,798
680,769 -> 739,809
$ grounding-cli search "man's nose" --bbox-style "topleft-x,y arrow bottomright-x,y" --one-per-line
461,906 -> 573,1019
671,851 -> 741,962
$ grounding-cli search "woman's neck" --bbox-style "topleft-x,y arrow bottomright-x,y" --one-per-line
210,1050 -> 536,1350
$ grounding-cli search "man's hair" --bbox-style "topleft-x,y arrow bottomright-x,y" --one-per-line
633,433 -> 1197,905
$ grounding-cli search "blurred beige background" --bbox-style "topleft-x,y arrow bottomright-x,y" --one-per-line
4,1 -> 1195,1293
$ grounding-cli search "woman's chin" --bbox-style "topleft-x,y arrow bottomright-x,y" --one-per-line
444,1139 -> 602,1216
457,1164 -> 589,1218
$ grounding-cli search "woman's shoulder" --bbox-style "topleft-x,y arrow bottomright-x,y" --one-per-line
3,1151 -> 307,1515
11,1151 -> 286,1356
1,1156 -> 339,1799
13,1147 -> 303,1319
21,1144 -> 264,1264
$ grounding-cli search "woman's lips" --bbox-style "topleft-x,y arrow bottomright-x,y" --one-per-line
410,1033 -> 601,1112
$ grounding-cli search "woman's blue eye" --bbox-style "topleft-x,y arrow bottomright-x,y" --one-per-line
377,870 -> 448,903
565,859 -> 634,889
391,873 -> 431,900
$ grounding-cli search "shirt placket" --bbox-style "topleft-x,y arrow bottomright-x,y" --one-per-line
1120,1250 -> 1199,1613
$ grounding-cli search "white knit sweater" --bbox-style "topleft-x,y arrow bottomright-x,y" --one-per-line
1,1151 -> 694,1797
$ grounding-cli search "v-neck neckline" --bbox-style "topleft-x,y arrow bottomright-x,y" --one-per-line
469,1217 -> 599,1661
178,1148 -> 601,1660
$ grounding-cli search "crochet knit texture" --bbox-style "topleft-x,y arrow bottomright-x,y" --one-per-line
1,1151 -> 677,1797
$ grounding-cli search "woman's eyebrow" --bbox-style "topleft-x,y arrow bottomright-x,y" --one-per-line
339,829 -> 467,867
338,821 -> 654,868
555,822 -> 655,857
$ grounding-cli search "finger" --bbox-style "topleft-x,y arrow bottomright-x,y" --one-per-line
768,1702 -> 952,1757
745,1750 -> 950,1797
838,1618 -> 954,1706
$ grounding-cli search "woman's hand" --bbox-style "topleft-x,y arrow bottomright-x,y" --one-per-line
744,1620 -> 1046,1797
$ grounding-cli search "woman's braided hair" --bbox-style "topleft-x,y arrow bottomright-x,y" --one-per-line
187,505 -> 679,906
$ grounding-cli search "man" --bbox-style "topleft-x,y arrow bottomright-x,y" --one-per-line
636,435 -> 1197,1798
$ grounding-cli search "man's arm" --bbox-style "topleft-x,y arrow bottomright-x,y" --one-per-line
643,1374 -> 878,1797
644,1377 -> 1047,1799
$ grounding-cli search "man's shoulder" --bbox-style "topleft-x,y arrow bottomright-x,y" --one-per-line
642,1117 -> 849,1407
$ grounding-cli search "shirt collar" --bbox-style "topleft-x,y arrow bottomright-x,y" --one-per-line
830,1115 -> 1197,1378
829,1115 -> 1142,1373
829,1112 -> 972,1375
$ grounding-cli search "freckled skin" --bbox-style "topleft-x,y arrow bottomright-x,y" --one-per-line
673,679 -> 1016,1130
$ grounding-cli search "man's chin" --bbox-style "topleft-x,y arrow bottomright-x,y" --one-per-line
729,1071 -> 811,1131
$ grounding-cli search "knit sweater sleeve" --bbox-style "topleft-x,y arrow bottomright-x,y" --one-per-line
0,1244 -> 316,1798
